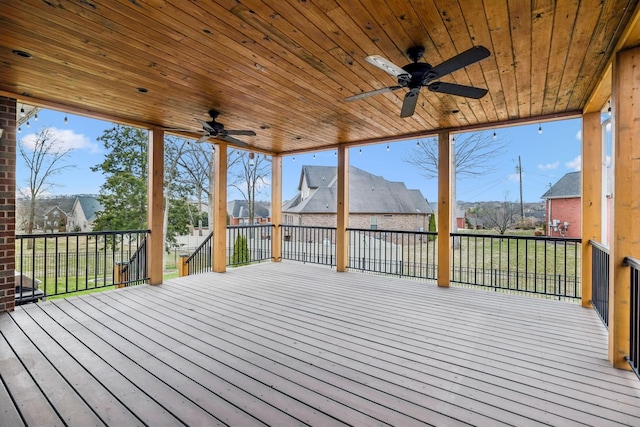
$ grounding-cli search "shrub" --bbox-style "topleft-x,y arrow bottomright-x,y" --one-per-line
231,235 -> 250,265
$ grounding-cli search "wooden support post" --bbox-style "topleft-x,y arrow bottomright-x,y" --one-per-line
213,143 -> 228,273
336,145 -> 349,272
178,254 -> 189,277
437,131 -> 451,287
609,46 -> 640,369
147,128 -> 164,285
581,111 -> 602,308
271,154 -> 282,262
114,262 -> 128,289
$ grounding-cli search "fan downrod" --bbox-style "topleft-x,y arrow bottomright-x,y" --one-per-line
208,109 -> 221,120
406,46 -> 425,63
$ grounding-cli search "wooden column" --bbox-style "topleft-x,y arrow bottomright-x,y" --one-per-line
437,131 -> 451,287
213,143 -> 228,273
271,154 -> 282,262
336,145 -> 349,272
147,128 -> 164,285
581,111 -> 602,308
609,46 -> 640,369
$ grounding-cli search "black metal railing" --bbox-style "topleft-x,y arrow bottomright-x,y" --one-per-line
451,233 -> 581,300
280,225 -> 336,266
227,224 -> 273,267
626,256 -> 640,378
15,230 -> 150,303
116,237 -> 148,287
184,232 -> 213,275
347,228 -> 438,279
591,240 -> 610,327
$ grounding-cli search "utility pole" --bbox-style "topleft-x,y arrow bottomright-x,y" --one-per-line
518,155 -> 524,219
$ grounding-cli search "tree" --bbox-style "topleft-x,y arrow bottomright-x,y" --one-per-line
18,126 -> 74,235
427,213 -> 436,241
231,235 -> 250,265
229,151 -> 271,224
477,193 -> 520,235
404,131 -> 508,179
91,126 -> 148,231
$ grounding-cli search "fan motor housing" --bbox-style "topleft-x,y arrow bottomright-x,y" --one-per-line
401,62 -> 435,88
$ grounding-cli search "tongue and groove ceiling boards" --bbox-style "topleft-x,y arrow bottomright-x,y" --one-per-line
0,0 -> 638,153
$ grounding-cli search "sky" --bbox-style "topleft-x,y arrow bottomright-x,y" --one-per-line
16,107 -> 597,204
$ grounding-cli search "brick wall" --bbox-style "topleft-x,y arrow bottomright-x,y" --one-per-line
0,97 -> 16,313
294,212 -> 430,232
546,197 -> 581,238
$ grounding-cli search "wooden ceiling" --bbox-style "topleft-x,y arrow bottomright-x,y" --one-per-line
1,0 -> 639,154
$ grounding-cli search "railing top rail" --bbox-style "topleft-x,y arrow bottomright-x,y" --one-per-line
228,224 -> 274,229
589,240 -> 610,253
450,232 -> 581,243
281,225 -> 337,230
16,229 -> 151,239
625,256 -> 640,270
347,227 -> 437,235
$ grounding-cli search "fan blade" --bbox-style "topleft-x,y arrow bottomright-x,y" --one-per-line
428,82 -> 488,99
400,88 -> 420,118
196,118 -> 216,133
196,134 -> 211,143
225,129 -> 256,136
365,55 -> 410,79
424,46 -> 490,83
345,86 -> 403,102
219,135 -> 249,148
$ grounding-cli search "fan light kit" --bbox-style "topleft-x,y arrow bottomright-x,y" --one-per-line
346,45 -> 491,118
167,110 -> 255,147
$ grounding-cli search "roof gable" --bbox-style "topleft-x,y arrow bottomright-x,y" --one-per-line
541,172 -> 581,199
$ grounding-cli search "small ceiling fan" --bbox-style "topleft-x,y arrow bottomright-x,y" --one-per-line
168,110 -> 256,147
345,45 -> 491,117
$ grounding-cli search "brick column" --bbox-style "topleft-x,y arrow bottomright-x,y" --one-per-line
0,97 -> 16,313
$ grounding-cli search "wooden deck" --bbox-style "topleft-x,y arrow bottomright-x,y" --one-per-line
1,262 -> 640,426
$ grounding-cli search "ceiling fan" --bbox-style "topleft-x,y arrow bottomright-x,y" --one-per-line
345,45 -> 491,117
168,110 -> 256,147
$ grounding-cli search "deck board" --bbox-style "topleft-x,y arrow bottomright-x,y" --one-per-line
2,261 -> 640,426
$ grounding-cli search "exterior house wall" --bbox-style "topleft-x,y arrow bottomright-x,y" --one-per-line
546,197 -> 581,238
0,96 -> 16,313
294,212 -> 430,232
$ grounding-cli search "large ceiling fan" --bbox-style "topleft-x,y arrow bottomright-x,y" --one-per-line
168,110 -> 256,147
345,45 -> 491,117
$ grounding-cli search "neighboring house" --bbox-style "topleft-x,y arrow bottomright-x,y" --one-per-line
68,195 -> 103,232
17,195 -> 101,233
43,205 -> 69,232
282,165 -> 432,232
541,172 -> 581,238
227,200 -> 271,225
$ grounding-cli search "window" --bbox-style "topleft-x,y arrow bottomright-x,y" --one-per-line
370,216 -> 378,230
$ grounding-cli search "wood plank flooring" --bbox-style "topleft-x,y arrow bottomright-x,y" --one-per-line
1,261 -> 640,426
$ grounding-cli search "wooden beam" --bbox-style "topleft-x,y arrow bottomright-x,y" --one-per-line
437,131 -> 451,288
609,46 -> 640,369
147,128 -> 164,285
271,154 -> 282,262
213,143 -> 228,273
336,145 -> 349,272
584,1 -> 640,113
581,111 -> 603,308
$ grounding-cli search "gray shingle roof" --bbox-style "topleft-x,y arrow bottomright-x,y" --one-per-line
285,165 -> 431,214
227,200 -> 270,218
76,196 -> 102,221
541,171 -> 581,199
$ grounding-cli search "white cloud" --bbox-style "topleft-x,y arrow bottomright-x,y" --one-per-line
21,127 -> 99,153
566,155 -> 582,171
538,161 -> 559,171
576,130 -> 582,141
507,173 -> 522,182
